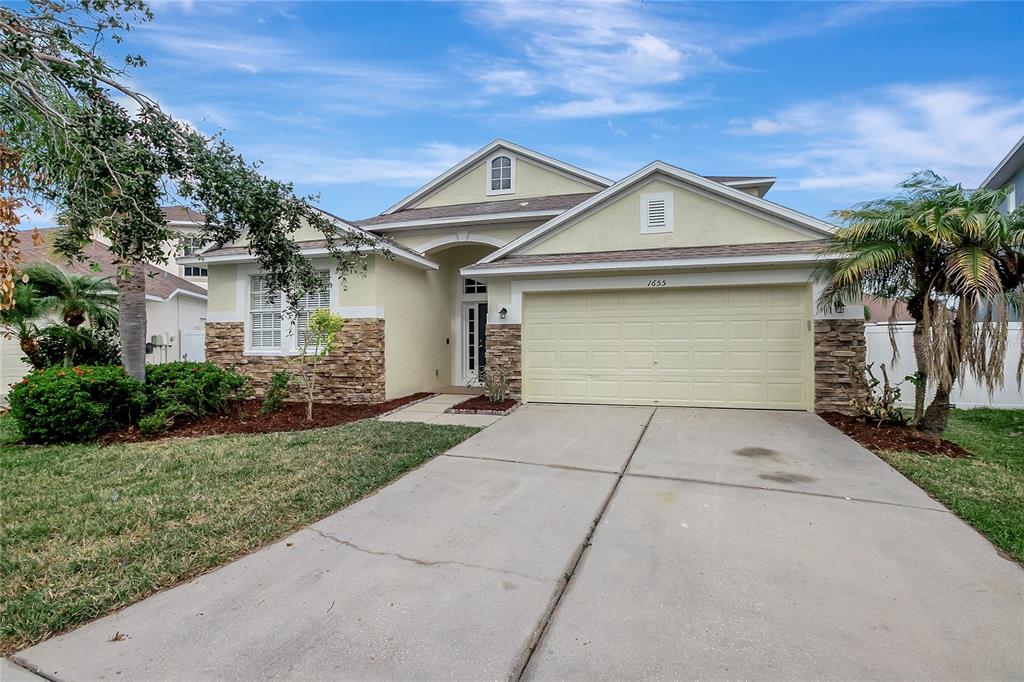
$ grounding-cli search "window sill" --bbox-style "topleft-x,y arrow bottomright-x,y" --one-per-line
243,349 -> 300,357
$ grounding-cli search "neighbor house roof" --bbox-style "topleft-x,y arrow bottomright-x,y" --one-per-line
161,206 -> 205,224
980,135 -> 1024,190
17,228 -> 207,302
462,240 -> 831,276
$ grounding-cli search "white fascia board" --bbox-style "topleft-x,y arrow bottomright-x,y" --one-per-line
382,139 -> 612,215
146,289 -> 208,303
479,161 -> 835,265
181,245 -> 438,270
365,209 -> 564,233
718,177 -> 775,188
980,134 -> 1024,189
461,252 -> 833,277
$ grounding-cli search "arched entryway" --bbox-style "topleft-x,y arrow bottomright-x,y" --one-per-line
422,242 -> 500,386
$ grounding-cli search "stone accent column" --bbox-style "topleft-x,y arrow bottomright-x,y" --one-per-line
814,319 -> 866,414
485,324 -> 522,399
204,319 -> 385,404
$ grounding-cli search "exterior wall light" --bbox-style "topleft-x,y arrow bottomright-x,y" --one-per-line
499,307 -> 508,320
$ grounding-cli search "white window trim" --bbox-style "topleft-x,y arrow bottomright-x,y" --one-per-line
485,152 -> 516,196
244,270 -> 332,356
640,191 -> 674,234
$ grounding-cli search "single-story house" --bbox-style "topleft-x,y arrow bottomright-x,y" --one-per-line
185,140 -> 863,412
1,229 -> 208,398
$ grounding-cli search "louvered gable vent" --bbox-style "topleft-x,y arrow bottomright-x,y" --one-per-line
640,191 -> 674,234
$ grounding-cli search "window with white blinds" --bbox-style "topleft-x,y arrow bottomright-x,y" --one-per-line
249,276 -> 282,349
295,272 -> 331,346
640,191 -> 674,234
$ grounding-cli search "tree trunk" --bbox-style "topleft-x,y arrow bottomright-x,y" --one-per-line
911,319 -> 928,423
119,261 -> 147,381
918,383 -> 951,435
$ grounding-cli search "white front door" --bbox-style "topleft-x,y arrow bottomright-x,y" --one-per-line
461,301 -> 488,385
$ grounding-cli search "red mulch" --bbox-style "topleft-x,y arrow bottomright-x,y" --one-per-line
820,411 -> 970,458
449,395 -> 518,414
102,393 -> 434,444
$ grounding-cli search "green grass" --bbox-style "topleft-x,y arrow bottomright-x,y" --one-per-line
878,408 -> 1024,564
0,418 -> 479,654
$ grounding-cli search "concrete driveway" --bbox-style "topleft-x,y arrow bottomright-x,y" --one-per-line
14,406 -> 1024,681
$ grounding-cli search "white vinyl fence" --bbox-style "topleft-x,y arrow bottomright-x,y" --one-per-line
864,322 -> 1023,409
180,328 -> 206,362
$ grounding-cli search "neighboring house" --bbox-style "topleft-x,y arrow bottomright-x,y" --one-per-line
980,133 -> 1023,323
1,229 -> 208,398
92,206 -> 209,289
185,139 -> 864,412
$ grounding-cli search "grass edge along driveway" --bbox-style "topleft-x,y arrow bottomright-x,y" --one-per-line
878,408 -> 1024,565
1,418 -> 479,654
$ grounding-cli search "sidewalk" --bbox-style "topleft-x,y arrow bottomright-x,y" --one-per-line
377,393 -> 504,427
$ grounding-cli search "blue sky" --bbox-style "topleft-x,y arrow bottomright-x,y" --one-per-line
29,0 -> 1024,224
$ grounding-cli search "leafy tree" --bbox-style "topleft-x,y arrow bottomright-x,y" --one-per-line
818,172 -> 1024,434
2,0 -> 379,381
289,309 -> 345,421
19,262 -> 117,328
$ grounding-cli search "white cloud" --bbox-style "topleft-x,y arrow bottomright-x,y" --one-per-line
728,83 -> 1024,190
252,142 -> 477,188
463,0 -> 902,120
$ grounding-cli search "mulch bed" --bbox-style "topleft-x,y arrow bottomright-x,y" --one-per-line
446,395 -> 519,415
820,411 -> 970,458
102,393 -> 434,444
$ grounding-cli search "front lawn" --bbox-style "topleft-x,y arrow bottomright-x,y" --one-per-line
0,418 -> 479,654
878,408 -> 1024,564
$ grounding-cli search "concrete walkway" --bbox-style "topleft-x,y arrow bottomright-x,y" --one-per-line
377,392 -> 505,427
12,405 -> 1024,681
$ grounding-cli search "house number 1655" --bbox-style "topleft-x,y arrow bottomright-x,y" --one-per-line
647,279 -> 667,287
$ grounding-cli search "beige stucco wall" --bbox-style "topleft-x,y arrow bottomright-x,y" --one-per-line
388,223 -> 541,253
206,264 -> 238,313
416,157 -> 599,209
374,245 -> 494,398
523,177 -> 812,255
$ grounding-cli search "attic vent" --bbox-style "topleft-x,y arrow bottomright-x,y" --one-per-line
640,192 -> 673,234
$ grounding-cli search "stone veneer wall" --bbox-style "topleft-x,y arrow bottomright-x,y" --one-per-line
485,324 -> 522,398
813,319 -> 866,415
205,320 -> 385,404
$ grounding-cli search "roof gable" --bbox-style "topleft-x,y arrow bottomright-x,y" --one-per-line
480,162 -> 833,263
382,140 -> 611,214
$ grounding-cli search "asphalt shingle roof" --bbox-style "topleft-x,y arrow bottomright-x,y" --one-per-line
16,228 -> 206,300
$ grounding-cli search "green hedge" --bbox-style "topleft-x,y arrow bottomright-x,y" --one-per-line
7,366 -> 146,443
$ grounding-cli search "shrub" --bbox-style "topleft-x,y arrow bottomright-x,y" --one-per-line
31,325 -> 121,369
480,362 -> 512,403
849,362 -> 908,426
7,365 -> 146,443
261,371 -> 291,414
145,362 -> 248,418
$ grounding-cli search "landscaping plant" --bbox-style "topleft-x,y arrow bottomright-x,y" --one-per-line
6,365 -> 145,443
849,362 -> 908,426
261,371 -> 292,414
817,172 -> 1024,434
289,309 -> 345,420
480,361 -> 512,403
145,362 -> 249,420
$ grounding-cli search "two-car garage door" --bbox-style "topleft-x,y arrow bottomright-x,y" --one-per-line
521,285 -> 812,410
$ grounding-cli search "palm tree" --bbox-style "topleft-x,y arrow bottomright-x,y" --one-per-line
0,284 -> 46,367
20,262 -> 118,329
818,172 -> 1024,434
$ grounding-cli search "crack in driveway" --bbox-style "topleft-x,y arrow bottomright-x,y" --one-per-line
306,527 -> 551,584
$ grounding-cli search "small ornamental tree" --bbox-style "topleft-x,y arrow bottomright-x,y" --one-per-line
289,309 -> 345,421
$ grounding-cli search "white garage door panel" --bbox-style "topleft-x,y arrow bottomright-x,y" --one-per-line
522,285 -> 811,410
